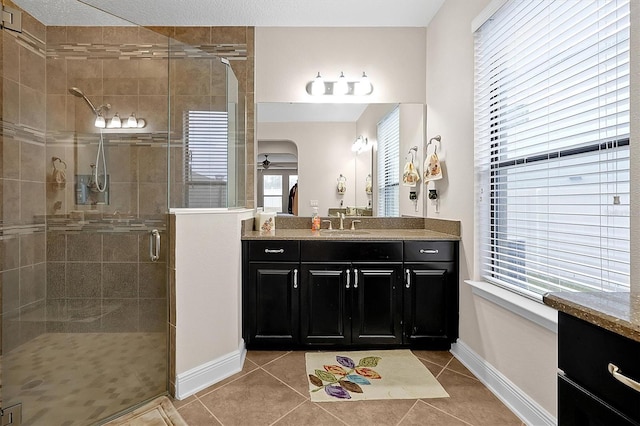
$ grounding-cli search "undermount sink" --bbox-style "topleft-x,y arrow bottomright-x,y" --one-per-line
319,229 -> 370,236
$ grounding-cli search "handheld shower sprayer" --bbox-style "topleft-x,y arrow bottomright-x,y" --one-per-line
68,87 -> 108,193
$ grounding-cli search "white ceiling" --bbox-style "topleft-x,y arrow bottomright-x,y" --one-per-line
14,0 -> 444,27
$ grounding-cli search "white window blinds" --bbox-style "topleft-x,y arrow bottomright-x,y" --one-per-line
377,107 -> 400,217
184,111 -> 229,208
474,0 -> 630,299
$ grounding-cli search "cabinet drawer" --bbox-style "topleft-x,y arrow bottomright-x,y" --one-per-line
248,240 -> 300,261
404,241 -> 456,262
559,312 -> 640,422
301,241 -> 402,262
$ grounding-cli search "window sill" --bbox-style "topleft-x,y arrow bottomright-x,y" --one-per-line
465,280 -> 558,333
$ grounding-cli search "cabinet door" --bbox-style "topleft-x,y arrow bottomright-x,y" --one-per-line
300,263 -> 350,346
404,262 -> 457,348
558,375 -> 639,426
351,264 -> 403,345
247,263 -> 299,347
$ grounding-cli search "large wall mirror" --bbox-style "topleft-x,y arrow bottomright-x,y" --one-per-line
256,103 -> 425,217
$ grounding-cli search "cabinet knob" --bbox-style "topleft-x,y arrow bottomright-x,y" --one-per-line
346,269 -> 350,289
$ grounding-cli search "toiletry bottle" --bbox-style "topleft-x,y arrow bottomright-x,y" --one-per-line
311,207 -> 321,230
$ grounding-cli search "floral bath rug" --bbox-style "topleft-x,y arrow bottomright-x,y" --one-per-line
305,349 -> 449,402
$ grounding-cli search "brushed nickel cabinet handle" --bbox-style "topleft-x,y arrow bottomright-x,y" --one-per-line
406,268 -> 411,288
608,363 -> 640,393
419,249 -> 439,254
264,248 -> 284,254
293,268 -> 298,289
354,269 -> 359,288
346,269 -> 350,289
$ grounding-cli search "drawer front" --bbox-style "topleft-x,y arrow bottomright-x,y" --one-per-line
404,241 -> 457,262
248,240 -> 300,261
301,241 -> 402,262
559,312 -> 640,422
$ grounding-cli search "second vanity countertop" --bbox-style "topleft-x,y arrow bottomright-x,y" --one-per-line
543,291 -> 640,343
242,216 -> 461,241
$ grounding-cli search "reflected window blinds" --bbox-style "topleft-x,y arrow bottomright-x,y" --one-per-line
377,107 -> 400,217
184,111 -> 229,208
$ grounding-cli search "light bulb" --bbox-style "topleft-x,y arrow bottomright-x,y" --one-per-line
311,72 -> 325,96
109,113 -> 122,128
336,72 -> 348,95
94,114 -> 106,128
127,113 -> 137,128
357,72 -> 372,95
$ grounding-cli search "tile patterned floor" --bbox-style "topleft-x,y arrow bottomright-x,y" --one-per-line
2,332 -> 167,425
172,350 -> 526,426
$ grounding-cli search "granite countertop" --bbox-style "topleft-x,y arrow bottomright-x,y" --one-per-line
243,216 -> 461,241
242,228 -> 460,241
543,291 -> 640,343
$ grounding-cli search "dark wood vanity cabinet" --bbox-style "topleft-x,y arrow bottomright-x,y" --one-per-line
243,238 -> 458,350
403,241 -> 459,348
300,241 -> 403,347
300,262 -> 403,347
242,240 -> 300,348
558,312 -> 640,425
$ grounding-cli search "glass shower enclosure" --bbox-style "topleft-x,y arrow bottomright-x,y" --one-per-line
0,2 -> 246,424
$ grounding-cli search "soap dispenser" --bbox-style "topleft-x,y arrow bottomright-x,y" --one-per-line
311,207 -> 321,230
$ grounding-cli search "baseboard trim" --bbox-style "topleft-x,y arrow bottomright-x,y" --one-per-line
451,340 -> 556,426
175,341 -> 247,400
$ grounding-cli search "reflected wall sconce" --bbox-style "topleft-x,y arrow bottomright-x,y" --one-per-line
307,71 -> 374,96
352,136 -> 371,153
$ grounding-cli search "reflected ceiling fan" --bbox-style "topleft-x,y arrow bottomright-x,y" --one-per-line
262,154 -> 271,169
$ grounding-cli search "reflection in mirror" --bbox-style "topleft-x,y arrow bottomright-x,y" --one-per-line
256,103 -> 424,217
256,142 -> 298,214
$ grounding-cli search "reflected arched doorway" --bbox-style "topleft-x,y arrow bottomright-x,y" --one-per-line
257,140 -> 298,214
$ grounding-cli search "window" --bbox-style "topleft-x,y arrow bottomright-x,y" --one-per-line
474,0 -> 630,299
184,111 -> 229,208
377,107 -> 400,217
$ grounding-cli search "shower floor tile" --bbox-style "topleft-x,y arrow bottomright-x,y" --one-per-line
3,332 -> 166,425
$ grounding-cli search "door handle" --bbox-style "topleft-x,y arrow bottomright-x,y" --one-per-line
293,268 -> 298,289
354,268 -> 358,288
346,268 -> 350,289
149,229 -> 160,262
405,268 -> 411,288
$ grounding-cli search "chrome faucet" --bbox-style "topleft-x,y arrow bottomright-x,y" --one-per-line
339,213 -> 345,230
350,220 -> 361,231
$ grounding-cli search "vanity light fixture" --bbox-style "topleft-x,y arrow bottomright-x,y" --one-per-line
306,71 -> 373,96
311,72 -> 325,96
94,114 -> 106,129
127,113 -> 138,128
108,113 -> 122,128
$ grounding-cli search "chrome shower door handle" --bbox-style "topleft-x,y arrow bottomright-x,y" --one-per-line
150,229 -> 160,262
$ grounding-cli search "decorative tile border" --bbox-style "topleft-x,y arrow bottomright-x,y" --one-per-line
46,42 -> 247,60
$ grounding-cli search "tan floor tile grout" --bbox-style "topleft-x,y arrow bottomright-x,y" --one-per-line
395,399 -> 421,426
195,364 -> 260,398
313,401 -> 352,426
421,400 -> 476,426
260,364 -> 310,400
442,356 -> 481,382
268,399 -> 309,426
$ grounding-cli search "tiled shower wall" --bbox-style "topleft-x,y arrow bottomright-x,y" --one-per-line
1,1 -> 255,365
1,7 -> 48,353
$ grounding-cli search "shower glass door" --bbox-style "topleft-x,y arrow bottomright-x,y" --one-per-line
1,4 -> 170,424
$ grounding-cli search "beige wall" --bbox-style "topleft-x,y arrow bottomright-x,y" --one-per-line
255,27 -> 427,104
427,0 -> 557,417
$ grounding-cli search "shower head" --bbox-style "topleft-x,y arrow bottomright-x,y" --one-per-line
68,87 -> 98,115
